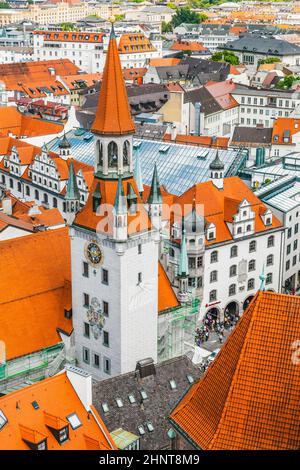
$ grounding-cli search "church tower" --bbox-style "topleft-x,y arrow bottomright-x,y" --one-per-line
70,19 -> 158,380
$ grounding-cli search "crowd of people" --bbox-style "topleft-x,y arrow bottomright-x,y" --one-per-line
195,312 -> 240,348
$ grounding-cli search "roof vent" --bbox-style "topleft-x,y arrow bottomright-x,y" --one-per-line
135,358 -> 156,379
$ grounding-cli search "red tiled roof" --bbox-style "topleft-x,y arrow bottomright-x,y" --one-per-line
0,228 -> 72,360
170,41 -> 207,52
35,30 -> 105,44
0,372 -> 116,450
170,291 -> 300,450
272,117 -> 300,144
0,107 -> 63,138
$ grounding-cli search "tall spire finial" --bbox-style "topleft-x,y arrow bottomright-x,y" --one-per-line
147,163 -> 162,205
134,148 -> 144,195
259,264 -> 265,291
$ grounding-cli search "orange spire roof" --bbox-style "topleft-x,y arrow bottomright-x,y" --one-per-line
91,24 -> 135,136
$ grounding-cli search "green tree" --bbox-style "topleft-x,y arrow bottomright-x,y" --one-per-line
170,7 -> 207,28
162,21 -> 173,33
258,57 -> 281,65
211,50 -> 240,65
114,14 -> 125,21
277,75 -> 300,89
0,2 -> 10,8
60,22 -> 77,31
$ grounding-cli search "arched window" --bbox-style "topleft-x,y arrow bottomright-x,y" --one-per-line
53,197 -> 58,208
123,140 -> 130,165
96,140 -> 103,166
266,273 -> 273,285
247,278 -> 255,290
230,245 -> 238,258
35,189 -> 39,200
229,265 -> 237,277
210,251 -> 218,263
249,240 -> 256,253
237,227 -> 242,234
210,270 -> 218,283
246,224 -> 252,231
266,254 -> 273,266
267,235 -> 274,248
1,175 -> 5,183
229,284 -> 236,296
17,182 -> 21,192
43,193 -> 48,204
108,141 -> 118,168
248,259 -> 256,272
26,186 -> 30,196
9,178 -> 13,189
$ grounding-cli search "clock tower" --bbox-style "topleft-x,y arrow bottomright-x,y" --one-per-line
70,20 -> 158,379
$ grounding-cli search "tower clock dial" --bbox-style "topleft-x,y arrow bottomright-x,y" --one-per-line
85,241 -> 104,266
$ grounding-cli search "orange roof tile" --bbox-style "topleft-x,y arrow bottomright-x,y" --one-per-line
92,26 -> 135,135
149,58 -> 181,67
170,41 -> 207,52
118,33 -> 156,55
170,291 -> 300,450
163,134 -> 229,149
61,72 -> 102,90
74,176 -> 151,235
158,262 -> 179,313
0,372 -> 115,450
0,228 -> 72,360
0,107 -> 63,138
272,117 -> 300,145
0,59 -> 79,91
170,177 -> 282,246
35,30 -> 105,44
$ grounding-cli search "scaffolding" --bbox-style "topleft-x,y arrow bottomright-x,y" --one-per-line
0,344 -> 65,394
158,298 -> 199,362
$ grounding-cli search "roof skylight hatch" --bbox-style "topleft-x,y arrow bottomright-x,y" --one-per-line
66,412 -> 82,430
0,410 -> 8,430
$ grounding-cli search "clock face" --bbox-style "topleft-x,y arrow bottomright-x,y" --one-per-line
85,241 -> 103,266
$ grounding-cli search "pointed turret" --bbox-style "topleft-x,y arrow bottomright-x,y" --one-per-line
127,182 -> 137,214
66,160 -> 80,201
91,22 -> 135,136
59,132 -> 71,158
92,182 -> 102,213
134,149 -> 144,195
209,150 -> 224,190
65,160 -> 80,225
114,175 -> 127,214
147,163 -> 162,205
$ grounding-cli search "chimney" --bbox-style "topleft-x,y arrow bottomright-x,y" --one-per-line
2,197 -> 12,216
65,365 -> 92,412
28,204 -> 42,217
171,124 -> 177,141
135,358 -> 156,379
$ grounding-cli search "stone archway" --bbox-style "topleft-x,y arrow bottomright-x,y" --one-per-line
243,295 -> 254,311
204,307 -> 220,326
224,301 -> 239,321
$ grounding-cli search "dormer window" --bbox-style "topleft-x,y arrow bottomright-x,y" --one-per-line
206,223 -> 216,241
0,410 -> 8,430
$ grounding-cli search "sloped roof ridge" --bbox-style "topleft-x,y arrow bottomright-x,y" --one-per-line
208,291 -> 262,449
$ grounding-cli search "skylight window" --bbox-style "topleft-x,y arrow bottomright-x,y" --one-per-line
140,390 -> 148,400
187,374 -> 194,384
101,402 -> 109,413
138,425 -> 145,435
0,410 -> 8,430
169,379 -> 177,390
66,413 -> 82,430
116,398 -> 124,408
31,401 -> 39,410
128,394 -> 136,404
146,421 -> 154,432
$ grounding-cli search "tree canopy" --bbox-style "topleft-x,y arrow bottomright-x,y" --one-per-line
170,7 -> 208,29
277,75 -> 300,89
258,57 -> 281,65
211,50 -> 240,66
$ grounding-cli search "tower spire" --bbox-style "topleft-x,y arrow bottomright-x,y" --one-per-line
91,21 -> 135,135
147,163 -> 162,205
66,160 -> 80,201
114,175 -> 127,214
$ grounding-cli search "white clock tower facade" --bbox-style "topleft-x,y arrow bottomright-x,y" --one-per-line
70,23 -> 158,379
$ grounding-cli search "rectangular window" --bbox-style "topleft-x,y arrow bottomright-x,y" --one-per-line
103,357 -> 111,375
83,347 -> 90,364
83,262 -> 89,278
103,301 -> 109,317
103,331 -> 109,347
84,322 -> 90,338
138,244 -> 142,254
83,293 -> 89,308
138,272 -> 142,284
102,268 -> 109,285
93,354 -> 100,368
